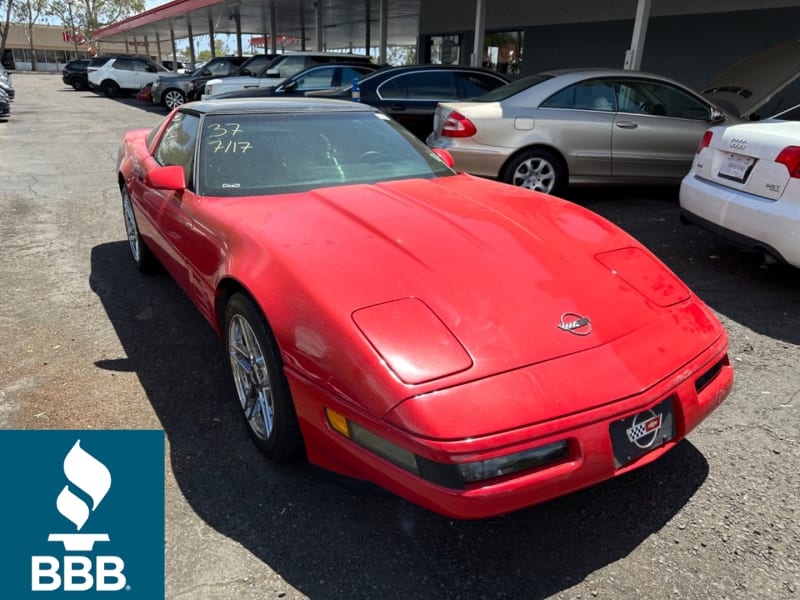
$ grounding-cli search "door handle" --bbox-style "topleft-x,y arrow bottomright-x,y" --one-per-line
389,104 -> 406,111
616,121 -> 639,129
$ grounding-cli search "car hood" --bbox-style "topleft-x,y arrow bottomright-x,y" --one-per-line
701,39 -> 800,119
210,175 -> 714,413
156,73 -> 192,82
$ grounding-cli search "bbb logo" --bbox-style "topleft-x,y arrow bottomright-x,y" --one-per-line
0,430 -> 164,599
32,440 -> 127,592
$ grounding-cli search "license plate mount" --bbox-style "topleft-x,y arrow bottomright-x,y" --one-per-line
609,396 -> 676,468
718,152 -> 756,183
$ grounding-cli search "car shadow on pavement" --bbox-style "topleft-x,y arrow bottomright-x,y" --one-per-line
90,239 -> 710,600
566,185 -> 800,346
80,92 -> 167,114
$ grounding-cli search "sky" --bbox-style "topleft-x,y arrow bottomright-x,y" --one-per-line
144,0 -> 173,10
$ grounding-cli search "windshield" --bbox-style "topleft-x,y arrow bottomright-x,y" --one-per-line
471,74 -> 551,102
197,111 -> 455,196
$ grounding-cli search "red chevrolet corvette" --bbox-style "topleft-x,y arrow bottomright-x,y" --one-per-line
117,98 -> 733,519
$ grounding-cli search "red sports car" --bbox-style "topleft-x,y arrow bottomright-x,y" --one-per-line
117,98 -> 733,519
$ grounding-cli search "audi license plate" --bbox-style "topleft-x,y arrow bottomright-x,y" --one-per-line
718,152 -> 756,183
609,396 -> 676,468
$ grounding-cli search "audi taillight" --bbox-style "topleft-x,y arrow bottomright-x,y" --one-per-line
776,146 -> 800,178
441,111 -> 477,138
696,131 -> 713,154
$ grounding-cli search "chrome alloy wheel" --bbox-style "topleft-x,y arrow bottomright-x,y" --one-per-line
122,188 -> 141,263
511,156 -> 556,193
228,314 -> 274,441
163,89 -> 185,110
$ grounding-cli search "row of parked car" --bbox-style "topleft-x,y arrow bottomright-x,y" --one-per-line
0,63 -> 14,120
68,43 -> 800,267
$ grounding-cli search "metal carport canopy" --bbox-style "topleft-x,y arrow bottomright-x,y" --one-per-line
91,0 -> 420,65
90,0 -> 660,73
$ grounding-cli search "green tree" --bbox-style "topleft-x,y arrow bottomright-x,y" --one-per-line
0,0 -> 15,66
48,0 -> 143,47
14,0 -> 47,70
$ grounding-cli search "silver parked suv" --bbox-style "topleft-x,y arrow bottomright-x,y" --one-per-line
203,52 -> 374,98
151,55 -> 252,109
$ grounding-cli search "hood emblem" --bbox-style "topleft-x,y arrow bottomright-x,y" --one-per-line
557,312 -> 592,336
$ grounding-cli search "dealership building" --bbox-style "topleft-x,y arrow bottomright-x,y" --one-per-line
2,0 -> 799,88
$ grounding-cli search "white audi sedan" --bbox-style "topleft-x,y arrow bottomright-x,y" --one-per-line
679,120 -> 800,267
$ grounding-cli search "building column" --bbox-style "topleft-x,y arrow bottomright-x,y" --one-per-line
270,5 -> 277,54
187,20 -> 195,67
470,0 -> 486,67
624,0 -> 652,70
208,11 -> 216,58
378,0 -> 387,64
316,1 -> 323,51
169,25 -> 177,67
155,32 -> 163,66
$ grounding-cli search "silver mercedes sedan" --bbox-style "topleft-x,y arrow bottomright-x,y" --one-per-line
426,68 -> 738,196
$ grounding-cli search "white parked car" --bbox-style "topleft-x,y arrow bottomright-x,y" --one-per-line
202,52 -> 374,99
680,119 -> 800,267
88,56 -> 169,98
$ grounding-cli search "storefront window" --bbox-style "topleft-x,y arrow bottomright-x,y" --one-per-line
429,35 -> 461,65
484,31 -> 523,74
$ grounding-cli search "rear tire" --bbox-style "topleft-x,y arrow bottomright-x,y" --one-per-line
502,148 -> 566,196
101,80 -> 120,98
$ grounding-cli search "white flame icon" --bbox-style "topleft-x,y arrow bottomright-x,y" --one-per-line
56,440 -> 111,530
48,440 -> 112,551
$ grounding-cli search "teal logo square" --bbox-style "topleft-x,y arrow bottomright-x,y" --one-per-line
0,430 -> 165,598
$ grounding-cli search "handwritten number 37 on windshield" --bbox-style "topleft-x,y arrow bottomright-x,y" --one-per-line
207,122 -> 252,154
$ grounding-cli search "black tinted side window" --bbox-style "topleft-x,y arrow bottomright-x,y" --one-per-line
396,72 -> 458,99
541,79 -> 616,111
155,112 -> 200,189
114,59 -> 133,71
458,73 -> 506,98
379,76 -> 408,99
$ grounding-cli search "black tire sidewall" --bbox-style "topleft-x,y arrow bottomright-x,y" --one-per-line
224,293 -> 302,461
102,80 -> 120,98
503,149 -> 565,196
121,185 -> 156,272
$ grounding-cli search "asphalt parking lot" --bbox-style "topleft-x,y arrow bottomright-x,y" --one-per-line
1,72 -> 798,600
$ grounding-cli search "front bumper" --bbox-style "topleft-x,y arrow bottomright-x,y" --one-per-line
291,331 -> 732,519
680,173 -> 800,267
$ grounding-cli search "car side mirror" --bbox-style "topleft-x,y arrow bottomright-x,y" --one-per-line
146,165 -> 186,191
239,68 -> 252,76
266,68 -> 281,78
200,68 -> 211,76
283,81 -> 298,93
709,107 -> 726,124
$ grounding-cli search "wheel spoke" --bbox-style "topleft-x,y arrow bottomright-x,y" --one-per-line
228,314 -> 274,441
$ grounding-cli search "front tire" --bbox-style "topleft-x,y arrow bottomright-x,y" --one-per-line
225,293 -> 303,461
162,89 -> 185,110
502,148 -> 565,196
121,184 -> 157,272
